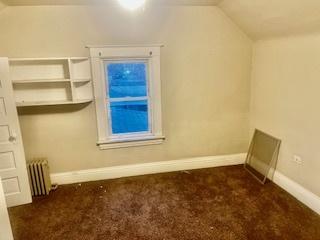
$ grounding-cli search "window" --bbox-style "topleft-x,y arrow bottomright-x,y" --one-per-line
89,46 -> 164,149
106,61 -> 149,134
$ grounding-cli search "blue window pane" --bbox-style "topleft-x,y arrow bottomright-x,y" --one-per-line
110,100 -> 149,134
107,62 -> 147,98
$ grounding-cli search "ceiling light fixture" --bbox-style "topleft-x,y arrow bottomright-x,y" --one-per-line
118,0 -> 146,10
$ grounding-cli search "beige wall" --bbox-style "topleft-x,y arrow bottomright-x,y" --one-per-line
0,5 -> 252,173
251,33 -> 320,196
0,1 -> 6,11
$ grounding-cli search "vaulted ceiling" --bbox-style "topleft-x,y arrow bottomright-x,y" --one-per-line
219,0 -> 320,39
1,0 -> 320,40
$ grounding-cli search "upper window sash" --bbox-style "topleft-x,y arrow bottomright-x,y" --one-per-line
105,59 -> 150,99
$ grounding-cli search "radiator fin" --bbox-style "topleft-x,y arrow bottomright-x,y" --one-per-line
27,158 -> 51,196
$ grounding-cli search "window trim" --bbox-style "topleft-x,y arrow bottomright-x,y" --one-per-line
89,45 -> 164,149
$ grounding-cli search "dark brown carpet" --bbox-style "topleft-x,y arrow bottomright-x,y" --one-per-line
9,165 -> 320,240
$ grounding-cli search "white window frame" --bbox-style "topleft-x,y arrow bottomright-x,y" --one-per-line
89,45 -> 164,150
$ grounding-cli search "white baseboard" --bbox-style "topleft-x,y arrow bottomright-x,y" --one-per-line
273,171 -> 320,215
246,159 -> 320,214
50,153 -> 320,215
50,153 -> 246,185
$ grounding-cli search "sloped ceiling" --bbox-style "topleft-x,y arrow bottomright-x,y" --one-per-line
2,0 -> 222,6
219,0 -> 320,39
2,0 -> 320,40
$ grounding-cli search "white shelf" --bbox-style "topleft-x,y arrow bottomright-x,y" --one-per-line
70,57 -> 89,61
10,57 -> 70,62
12,79 -> 71,84
72,79 -> 91,83
16,99 -> 93,107
9,57 -> 93,107
10,57 -> 89,62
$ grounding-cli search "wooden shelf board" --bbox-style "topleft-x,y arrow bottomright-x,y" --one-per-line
16,99 -> 93,107
12,79 -> 71,84
9,57 -> 89,62
70,57 -> 89,61
72,79 -> 91,83
10,57 -> 70,62
10,57 -> 89,62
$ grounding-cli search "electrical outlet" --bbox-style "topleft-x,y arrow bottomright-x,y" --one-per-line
293,155 -> 302,164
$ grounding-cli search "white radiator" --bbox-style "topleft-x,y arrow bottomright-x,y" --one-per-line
27,159 -> 51,196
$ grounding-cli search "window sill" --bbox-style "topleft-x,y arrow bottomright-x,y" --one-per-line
97,136 -> 165,150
